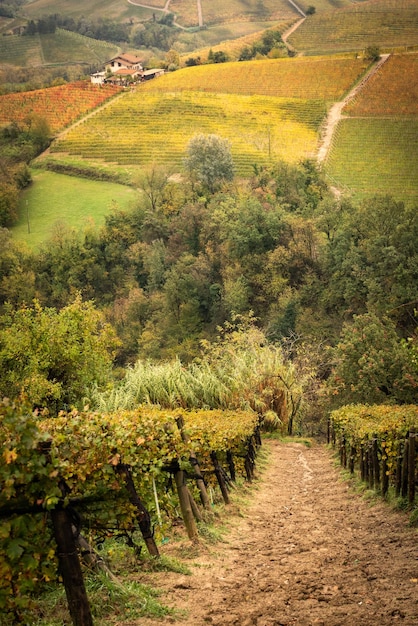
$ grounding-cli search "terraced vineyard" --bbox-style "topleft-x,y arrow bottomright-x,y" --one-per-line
0,28 -> 118,67
0,32 -> 44,66
197,0 -> 298,26
141,56 -> 370,101
344,53 -> 418,116
325,53 -> 418,200
50,91 -> 323,176
0,82 -> 122,133
40,56 -> 369,178
296,0 -> 355,12
288,0 -> 418,55
20,0 -> 142,22
179,20 -> 294,63
325,118 -> 418,199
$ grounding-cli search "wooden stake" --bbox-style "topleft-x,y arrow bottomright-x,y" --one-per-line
226,450 -> 236,482
401,438 -> 409,498
115,463 -> 159,557
408,430 -> 416,505
176,417 -> 211,511
382,445 -> 389,497
174,466 -> 199,541
187,486 -> 204,522
211,451 -> 230,504
51,507 -> 93,626
372,436 -> 380,488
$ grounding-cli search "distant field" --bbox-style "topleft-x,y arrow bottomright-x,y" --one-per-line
18,0 -> 144,22
0,29 -> 119,68
12,170 -> 137,249
288,1 -> 418,54
21,0 -> 297,27
296,0 -> 355,11
197,0 -> 298,26
179,20 -> 293,62
142,56 -> 370,101
325,118 -> 418,201
0,82 -> 122,133
48,91 -> 323,176
344,53 -> 418,116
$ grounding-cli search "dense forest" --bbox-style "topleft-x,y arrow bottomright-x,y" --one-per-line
1,134 -> 417,429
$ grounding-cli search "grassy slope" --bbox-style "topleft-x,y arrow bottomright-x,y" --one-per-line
13,170 -> 137,249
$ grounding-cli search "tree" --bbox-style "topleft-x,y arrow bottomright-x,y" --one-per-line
0,183 -> 18,227
327,313 -> 417,406
0,296 -> 119,413
184,134 -> 234,193
365,45 -> 380,61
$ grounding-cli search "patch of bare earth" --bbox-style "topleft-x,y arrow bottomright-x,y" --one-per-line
133,440 -> 418,626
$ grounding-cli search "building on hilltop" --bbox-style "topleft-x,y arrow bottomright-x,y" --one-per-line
90,52 -> 165,86
105,53 -> 144,74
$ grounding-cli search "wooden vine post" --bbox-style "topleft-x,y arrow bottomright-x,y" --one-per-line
50,506 -> 93,626
115,463 -> 160,557
408,429 -> 416,505
38,440 -> 93,626
226,450 -> 236,482
372,435 -> 380,488
175,416 -> 211,511
401,437 -> 409,498
173,461 -> 199,541
211,451 -> 230,504
381,440 -> 389,497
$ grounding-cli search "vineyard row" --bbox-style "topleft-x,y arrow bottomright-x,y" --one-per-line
0,401 -> 261,622
329,405 -> 418,505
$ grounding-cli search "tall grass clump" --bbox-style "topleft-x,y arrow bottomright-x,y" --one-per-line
90,315 -> 301,434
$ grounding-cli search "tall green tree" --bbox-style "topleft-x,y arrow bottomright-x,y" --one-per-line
0,296 -> 119,413
184,134 -> 234,194
327,313 -> 417,406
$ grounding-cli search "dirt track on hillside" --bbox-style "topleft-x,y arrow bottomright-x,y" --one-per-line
134,440 -> 418,626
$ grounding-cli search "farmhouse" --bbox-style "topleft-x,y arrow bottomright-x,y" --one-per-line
105,53 -> 143,74
90,52 -> 165,85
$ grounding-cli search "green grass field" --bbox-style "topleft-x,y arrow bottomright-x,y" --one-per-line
324,118 -> 418,201
12,170 -> 137,249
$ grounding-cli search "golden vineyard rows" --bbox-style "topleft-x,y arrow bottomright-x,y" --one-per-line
51,91 -> 323,174
142,56 -> 369,100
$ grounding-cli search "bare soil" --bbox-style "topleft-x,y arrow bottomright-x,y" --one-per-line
135,440 -> 418,626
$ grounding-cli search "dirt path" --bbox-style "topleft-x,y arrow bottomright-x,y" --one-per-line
317,54 -> 390,164
137,440 -> 418,626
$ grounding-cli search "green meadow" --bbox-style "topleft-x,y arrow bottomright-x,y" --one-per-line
12,170 -> 137,249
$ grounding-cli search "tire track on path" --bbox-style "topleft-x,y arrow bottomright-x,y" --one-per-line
137,440 -> 418,626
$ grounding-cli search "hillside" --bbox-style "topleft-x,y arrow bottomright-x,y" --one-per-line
0,28 -> 119,69
288,0 -> 418,54
34,56 -> 368,178
324,52 -> 418,199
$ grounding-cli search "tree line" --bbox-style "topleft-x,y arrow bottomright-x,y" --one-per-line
0,134 -> 417,429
